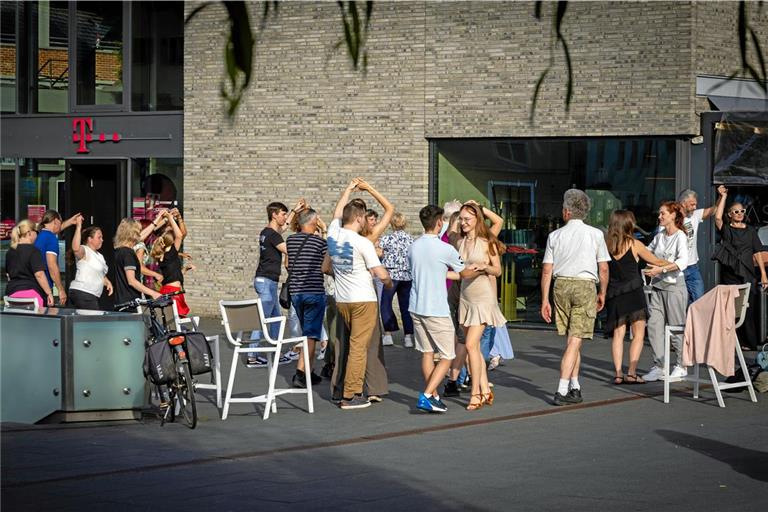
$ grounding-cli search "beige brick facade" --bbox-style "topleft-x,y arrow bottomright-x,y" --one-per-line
183,1 -> 764,315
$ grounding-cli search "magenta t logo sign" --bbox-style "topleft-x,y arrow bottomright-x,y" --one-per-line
72,117 -> 121,154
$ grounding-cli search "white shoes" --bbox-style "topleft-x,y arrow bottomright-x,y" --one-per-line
643,364 -> 687,381
403,334 -> 414,348
669,365 -> 688,379
488,355 -> 502,371
382,334 -> 394,346
643,366 -> 664,382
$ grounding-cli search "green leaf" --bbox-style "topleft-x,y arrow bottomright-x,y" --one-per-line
185,2 -> 212,24
561,37 -> 573,111
530,67 -> 550,124
223,1 -> 255,88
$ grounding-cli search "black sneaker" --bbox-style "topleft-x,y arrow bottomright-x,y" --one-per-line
339,394 -> 371,410
553,391 -> 580,406
320,363 -> 334,379
309,371 -> 322,385
292,372 -> 307,389
568,389 -> 583,403
461,375 -> 472,390
443,380 -> 461,397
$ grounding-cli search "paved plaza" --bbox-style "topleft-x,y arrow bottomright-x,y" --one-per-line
2,322 -> 766,511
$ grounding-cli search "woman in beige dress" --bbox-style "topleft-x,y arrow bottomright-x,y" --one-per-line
452,203 -> 507,410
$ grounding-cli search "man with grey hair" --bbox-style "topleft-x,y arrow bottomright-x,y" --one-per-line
540,189 -> 610,406
677,189 -> 718,304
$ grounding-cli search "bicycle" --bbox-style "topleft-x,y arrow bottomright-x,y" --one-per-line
115,292 -> 197,429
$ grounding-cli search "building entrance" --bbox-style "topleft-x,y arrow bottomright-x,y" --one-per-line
66,160 -> 125,309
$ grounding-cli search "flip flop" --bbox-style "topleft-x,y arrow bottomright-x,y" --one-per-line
612,376 -> 624,385
625,374 -> 646,385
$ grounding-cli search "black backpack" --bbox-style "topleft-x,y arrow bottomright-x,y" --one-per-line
182,332 -> 214,375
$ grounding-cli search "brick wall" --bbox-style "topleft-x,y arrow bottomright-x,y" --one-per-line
1,45 -> 120,83
183,1 -> 747,315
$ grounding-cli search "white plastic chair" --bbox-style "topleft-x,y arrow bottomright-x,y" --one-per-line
663,283 -> 758,407
219,298 -> 313,420
3,296 -> 40,311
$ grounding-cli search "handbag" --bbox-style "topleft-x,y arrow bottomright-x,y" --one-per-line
757,343 -> 768,371
279,233 -> 312,309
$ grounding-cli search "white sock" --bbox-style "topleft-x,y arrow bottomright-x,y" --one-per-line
557,379 -> 569,395
570,377 -> 581,391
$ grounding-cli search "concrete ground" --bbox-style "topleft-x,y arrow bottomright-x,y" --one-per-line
2,320 -> 766,511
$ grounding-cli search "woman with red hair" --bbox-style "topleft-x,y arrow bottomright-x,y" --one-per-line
642,201 -> 689,382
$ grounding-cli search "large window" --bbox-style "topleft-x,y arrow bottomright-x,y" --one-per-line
132,1 -> 183,111
1,2 -> 16,113
435,138 -> 678,325
35,1 -> 70,113
75,1 -> 123,106
130,158 -> 183,219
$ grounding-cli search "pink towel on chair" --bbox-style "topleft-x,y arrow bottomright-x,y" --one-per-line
682,285 -> 740,377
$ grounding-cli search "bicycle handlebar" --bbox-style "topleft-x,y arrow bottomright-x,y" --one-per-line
114,290 -> 183,312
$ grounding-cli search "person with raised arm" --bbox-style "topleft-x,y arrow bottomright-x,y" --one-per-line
68,214 -> 113,310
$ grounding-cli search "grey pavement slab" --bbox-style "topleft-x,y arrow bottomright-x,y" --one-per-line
2,323 -> 765,511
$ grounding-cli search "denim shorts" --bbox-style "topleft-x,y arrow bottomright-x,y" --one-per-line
291,293 -> 327,340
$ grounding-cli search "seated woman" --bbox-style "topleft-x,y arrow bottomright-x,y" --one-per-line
712,186 -> 768,350
5,220 -> 54,308
68,215 -> 113,310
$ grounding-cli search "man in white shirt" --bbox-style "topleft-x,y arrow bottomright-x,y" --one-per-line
324,178 -> 392,410
678,189 -> 719,304
540,189 -> 610,406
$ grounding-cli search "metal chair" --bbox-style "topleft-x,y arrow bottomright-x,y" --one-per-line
219,298 -> 313,420
664,283 -> 757,407
3,296 -> 40,311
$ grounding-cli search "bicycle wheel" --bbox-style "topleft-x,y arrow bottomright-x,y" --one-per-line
176,361 -> 197,429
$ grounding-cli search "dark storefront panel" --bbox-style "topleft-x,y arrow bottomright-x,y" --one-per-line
713,112 -> 768,185
433,137 -> 679,325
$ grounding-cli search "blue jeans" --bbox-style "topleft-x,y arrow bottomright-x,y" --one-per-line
458,326 -> 495,383
380,279 -> 414,335
250,277 -> 281,352
291,293 -> 326,340
684,264 -> 705,306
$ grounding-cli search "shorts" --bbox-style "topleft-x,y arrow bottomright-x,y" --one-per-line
291,293 -> 327,340
411,313 -> 456,360
448,299 -> 466,344
160,284 -> 189,316
553,278 -> 598,339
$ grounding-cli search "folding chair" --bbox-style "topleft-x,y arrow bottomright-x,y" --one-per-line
664,283 -> 758,407
3,296 -> 40,311
219,298 -> 313,420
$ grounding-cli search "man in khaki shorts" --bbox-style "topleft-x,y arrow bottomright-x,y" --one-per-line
409,205 -> 476,413
540,189 -> 610,406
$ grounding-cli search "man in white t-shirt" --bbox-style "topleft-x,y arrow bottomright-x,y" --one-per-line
541,189 -> 610,406
678,189 -> 719,304
324,178 -> 392,410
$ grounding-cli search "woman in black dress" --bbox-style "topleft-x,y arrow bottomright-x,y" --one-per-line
604,210 -> 669,384
713,186 -> 768,350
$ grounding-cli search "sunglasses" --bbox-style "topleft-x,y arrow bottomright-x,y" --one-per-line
730,209 -> 746,214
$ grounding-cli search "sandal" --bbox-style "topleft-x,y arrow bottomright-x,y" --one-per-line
612,376 -> 625,385
466,394 -> 484,411
625,374 -> 646,385
483,390 -> 494,406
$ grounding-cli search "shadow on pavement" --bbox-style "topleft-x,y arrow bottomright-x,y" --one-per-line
656,429 -> 768,482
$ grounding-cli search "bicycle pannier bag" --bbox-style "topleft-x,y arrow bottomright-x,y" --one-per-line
184,332 -> 213,375
143,340 -> 177,385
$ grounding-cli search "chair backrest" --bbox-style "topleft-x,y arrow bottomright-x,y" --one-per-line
3,296 -> 39,312
219,299 -> 264,346
733,282 -> 751,329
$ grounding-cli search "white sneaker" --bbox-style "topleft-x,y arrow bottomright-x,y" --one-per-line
643,366 -> 664,382
382,334 -> 394,346
669,365 -> 688,379
284,350 -> 300,361
403,334 -> 414,348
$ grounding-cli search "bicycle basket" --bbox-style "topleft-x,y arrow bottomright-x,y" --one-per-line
182,332 -> 214,375
143,339 -> 177,385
